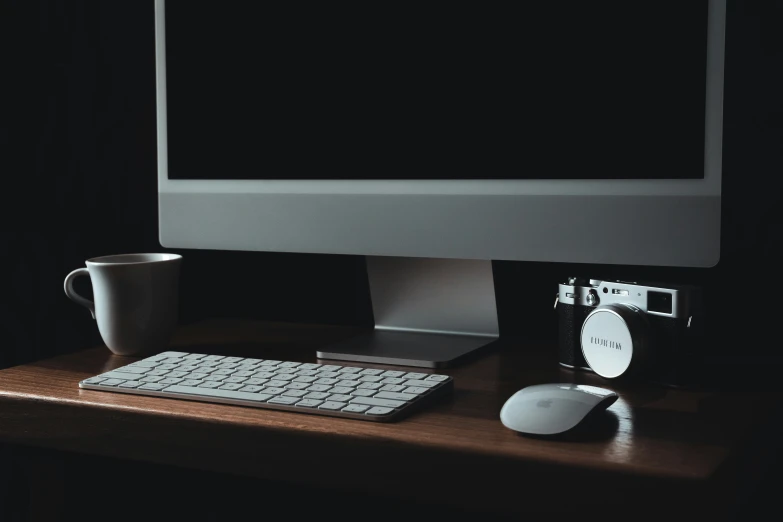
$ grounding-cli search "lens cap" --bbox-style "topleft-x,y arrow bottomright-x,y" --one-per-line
581,304 -> 648,378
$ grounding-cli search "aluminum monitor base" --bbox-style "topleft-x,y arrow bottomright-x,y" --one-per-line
317,257 -> 500,368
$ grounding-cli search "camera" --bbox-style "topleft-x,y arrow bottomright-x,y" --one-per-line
556,277 -> 703,384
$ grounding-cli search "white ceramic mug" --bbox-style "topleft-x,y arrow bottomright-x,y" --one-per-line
64,253 -> 183,356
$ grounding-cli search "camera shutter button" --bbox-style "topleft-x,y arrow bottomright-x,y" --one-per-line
586,290 -> 599,306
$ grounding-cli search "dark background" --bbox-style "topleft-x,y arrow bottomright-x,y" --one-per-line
1,1 -> 781,520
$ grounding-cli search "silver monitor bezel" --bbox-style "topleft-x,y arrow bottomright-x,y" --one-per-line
157,0 -> 724,267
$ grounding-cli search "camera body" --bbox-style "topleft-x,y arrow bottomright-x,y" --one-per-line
557,277 -> 702,384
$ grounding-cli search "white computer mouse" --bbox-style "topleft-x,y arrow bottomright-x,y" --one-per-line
500,384 -> 618,435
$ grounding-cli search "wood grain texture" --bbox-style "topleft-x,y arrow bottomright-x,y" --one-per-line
0,319 -> 778,520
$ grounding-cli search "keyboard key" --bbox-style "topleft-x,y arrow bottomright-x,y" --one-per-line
295,370 -> 319,376
299,363 -> 321,370
189,373 -> 210,380
101,379 -> 125,386
239,385 -> 264,393
159,377 -> 184,385
244,378 -> 269,386
157,364 -> 179,370
284,382 -> 310,390
213,369 -> 237,376
164,385 -> 272,403
403,387 -> 430,395
82,377 -> 107,384
253,371 -> 278,379
204,375 -> 225,382
278,362 -> 301,369
349,397 -> 406,408
114,366 -> 148,374
336,380 -> 361,387
320,365 -> 342,371
366,407 -> 395,416
180,379 -> 204,387
425,375 -> 450,382
217,363 -> 240,369
145,369 -> 170,377
359,369 -> 384,376
157,351 -> 189,358
167,371 -> 189,378
132,361 -> 161,368
259,360 -> 281,366
380,385 -> 406,393
272,373 -> 297,381
374,392 -> 418,402
268,380 -> 290,388
262,387 -> 286,395
357,382 -> 382,390
203,355 -> 225,361
316,371 -> 341,378
118,381 -> 143,388
307,384 -> 332,392
327,394 -> 353,402
293,376 -> 317,383
268,396 -> 300,405
342,404 -> 370,413
218,383 -> 244,391
329,387 -> 354,395
358,376 -> 383,383
380,371 -> 406,378
241,358 -> 264,365
314,378 -> 339,385
223,376 -> 248,384
349,389 -> 377,397
197,361 -> 220,368
296,399 -> 323,408
140,376 -> 164,383
380,377 -> 405,385
403,379 -> 438,388
146,354 -> 172,362
319,401 -> 347,411
304,392 -> 330,400
282,390 -> 308,398
403,372 -> 427,380
183,354 -> 207,360
222,357 -> 244,363
234,370 -> 256,377
178,365 -> 201,372
198,382 -> 221,388
139,383 -> 167,391
337,367 -> 361,374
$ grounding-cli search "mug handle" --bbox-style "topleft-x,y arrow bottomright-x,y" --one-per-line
64,268 -> 95,319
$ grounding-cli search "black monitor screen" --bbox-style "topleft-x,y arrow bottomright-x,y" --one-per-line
164,3 -> 708,180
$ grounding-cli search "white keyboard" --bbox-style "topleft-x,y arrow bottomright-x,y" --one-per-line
79,351 -> 453,422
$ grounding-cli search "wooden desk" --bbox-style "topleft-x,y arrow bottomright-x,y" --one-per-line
0,319 -> 779,521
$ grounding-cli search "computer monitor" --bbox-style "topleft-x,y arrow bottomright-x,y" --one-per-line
156,0 -> 725,367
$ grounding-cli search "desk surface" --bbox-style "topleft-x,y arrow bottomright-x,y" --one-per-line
0,319 -> 778,520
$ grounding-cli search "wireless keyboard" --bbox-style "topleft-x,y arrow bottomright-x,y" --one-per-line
79,351 -> 453,422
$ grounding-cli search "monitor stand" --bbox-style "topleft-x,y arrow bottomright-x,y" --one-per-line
317,257 -> 499,368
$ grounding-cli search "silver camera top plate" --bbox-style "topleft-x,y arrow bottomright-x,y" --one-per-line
558,279 -> 695,320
